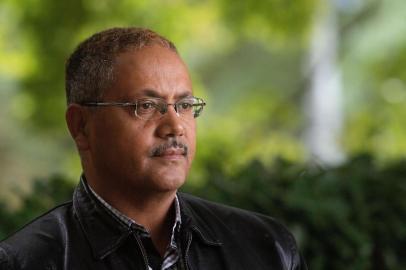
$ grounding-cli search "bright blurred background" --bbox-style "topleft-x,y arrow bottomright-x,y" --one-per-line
0,0 -> 405,269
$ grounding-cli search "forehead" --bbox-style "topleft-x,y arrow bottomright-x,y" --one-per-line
106,45 -> 192,100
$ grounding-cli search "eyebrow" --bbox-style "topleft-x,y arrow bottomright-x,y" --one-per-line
136,88 -> 193,100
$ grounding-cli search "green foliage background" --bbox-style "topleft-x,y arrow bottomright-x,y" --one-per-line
1,0 -> 405,269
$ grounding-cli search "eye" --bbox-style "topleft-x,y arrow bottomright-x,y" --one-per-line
141,102 -> 154,109
137,100 -> 157,114
180,102 -> 192,109
177,100 -> 194,111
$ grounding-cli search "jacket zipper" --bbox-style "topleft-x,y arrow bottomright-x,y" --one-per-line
133,233 -> 149,270
184,232 -> 193,270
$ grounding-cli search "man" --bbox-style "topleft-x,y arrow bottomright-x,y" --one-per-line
0,27 -> 306,269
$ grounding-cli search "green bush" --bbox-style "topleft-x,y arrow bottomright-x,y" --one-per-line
0,175 -> 74,240
1,155 -> 405,269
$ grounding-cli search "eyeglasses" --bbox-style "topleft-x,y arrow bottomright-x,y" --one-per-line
80,96 -> 206,121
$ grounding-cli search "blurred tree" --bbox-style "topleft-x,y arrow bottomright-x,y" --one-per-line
218,0 -> 318,47
17,0 -> 91,131
340,0 -> 406,161
305,0 -> 344,165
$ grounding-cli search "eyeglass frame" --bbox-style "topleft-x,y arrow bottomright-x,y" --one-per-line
79,96 -> 206,120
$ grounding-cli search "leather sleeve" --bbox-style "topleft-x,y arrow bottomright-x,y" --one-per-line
292,252 -> 307,270
0,246 -> 13,270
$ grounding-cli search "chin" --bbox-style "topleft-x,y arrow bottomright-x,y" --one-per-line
160,177 -> 186,191
146,161 -> 188,186
152,172 -> 187,192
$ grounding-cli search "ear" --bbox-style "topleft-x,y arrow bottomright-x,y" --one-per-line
66,104 -> 90,151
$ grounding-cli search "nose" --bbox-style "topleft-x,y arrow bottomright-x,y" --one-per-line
156,105 -> 185,138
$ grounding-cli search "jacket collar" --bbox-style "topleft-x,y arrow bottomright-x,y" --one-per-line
73,178 -> 133,260
73,178 -> 222,260
177,193 -> 223,247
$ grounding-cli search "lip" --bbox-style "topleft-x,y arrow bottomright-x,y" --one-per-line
153,147 -> 186,160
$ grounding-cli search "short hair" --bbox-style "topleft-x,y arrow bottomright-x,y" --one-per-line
65,27 -> 178,104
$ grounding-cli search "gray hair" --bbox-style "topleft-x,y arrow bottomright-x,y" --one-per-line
65,27 -> 177,104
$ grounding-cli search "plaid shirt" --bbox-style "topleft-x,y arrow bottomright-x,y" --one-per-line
86,179 -> 182,270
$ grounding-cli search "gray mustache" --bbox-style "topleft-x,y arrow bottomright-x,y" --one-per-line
150,139 -> 188,157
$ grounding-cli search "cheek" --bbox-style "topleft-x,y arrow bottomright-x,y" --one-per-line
186,123 -> 197,161
122,127 -> 155,159
90,115 -> 151,157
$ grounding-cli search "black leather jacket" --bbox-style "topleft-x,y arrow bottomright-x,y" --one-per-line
0,179 -> 306,269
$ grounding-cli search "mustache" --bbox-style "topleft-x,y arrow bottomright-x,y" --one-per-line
150,138 -> 188,157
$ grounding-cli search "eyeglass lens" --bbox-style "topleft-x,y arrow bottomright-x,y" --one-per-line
135,98 -> 204,120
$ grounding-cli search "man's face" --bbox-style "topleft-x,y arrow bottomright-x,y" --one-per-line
86,45 -> 196,195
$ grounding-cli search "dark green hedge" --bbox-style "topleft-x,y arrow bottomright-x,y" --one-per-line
0,176 -> 74,240
1,154 -> 405,269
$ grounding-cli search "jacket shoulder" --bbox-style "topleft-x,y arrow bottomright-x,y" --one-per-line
179,193 -> 292,238
179,193 -> 305,269
0,202 -> 74,269
0,246 -> 13,270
